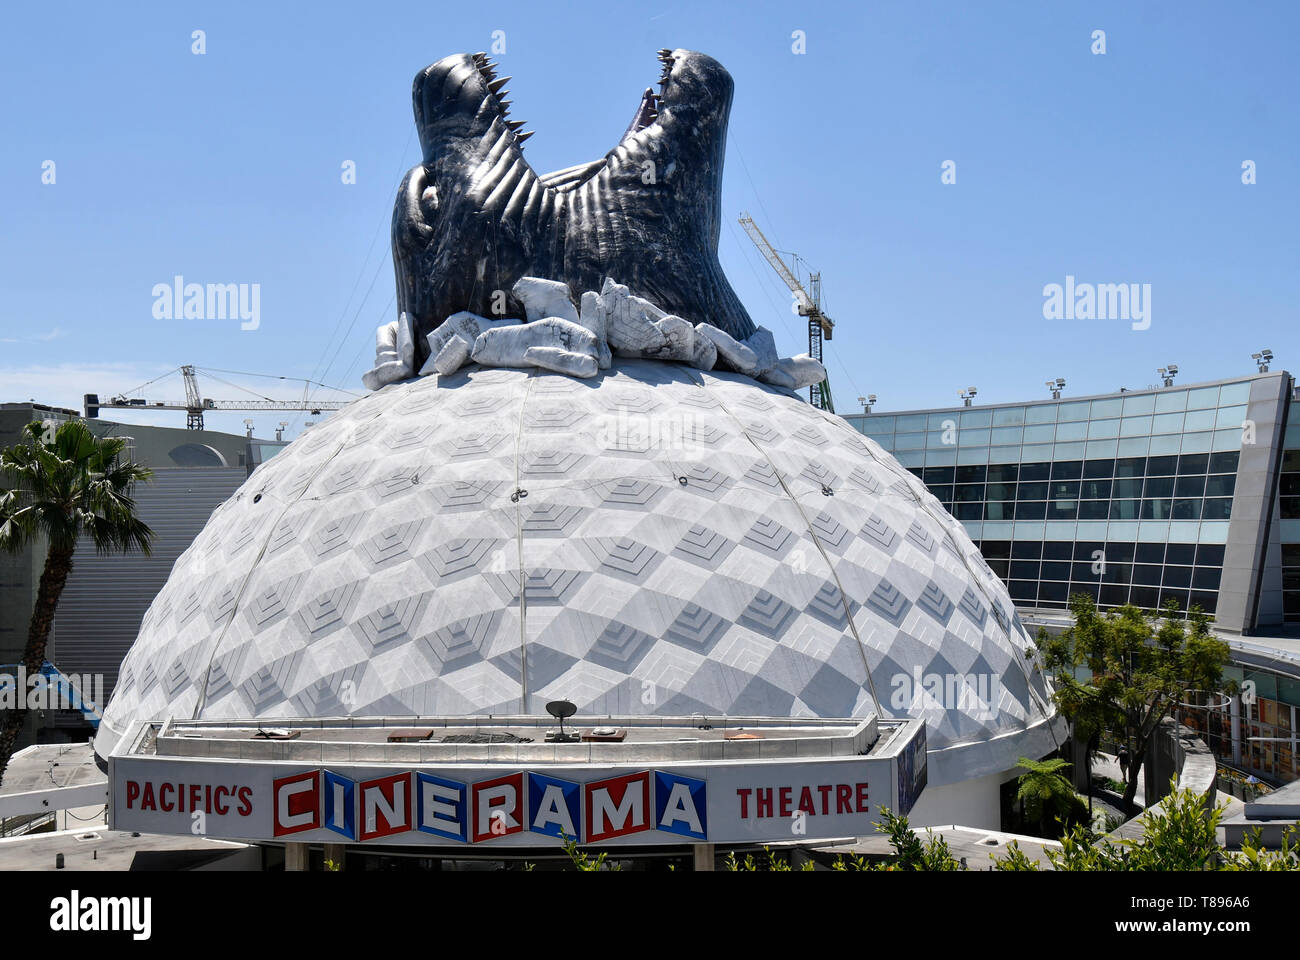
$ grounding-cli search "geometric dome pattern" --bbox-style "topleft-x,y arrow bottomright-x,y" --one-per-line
96,360 -> 1056,780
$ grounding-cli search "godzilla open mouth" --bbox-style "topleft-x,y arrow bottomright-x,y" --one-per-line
412,48 -> 718,188
395,47 -> 752,350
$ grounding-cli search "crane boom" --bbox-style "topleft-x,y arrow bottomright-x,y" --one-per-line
738,213 -> 836,411
84,365 -> 348,430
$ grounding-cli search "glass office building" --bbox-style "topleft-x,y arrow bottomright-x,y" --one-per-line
843,370 -> 1296,634
846,370 -> 1300,786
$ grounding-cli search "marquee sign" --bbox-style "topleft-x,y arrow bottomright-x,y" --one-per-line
109,722 -> 927,847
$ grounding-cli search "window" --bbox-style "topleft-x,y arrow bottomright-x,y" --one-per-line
986,481 -> 1017,500
1196,544 -> 1226,565
1136,543 -> 1166,564
1055,421 -> 1088,442
1011,560 -> 1041,579
1016,500 -> 1048,520
1081,479 -> 1112,499
1111,500 -> 1141,520
1144,477 -> 1174,498
1072,561 -> 1101,580
1141,499 -> 1172,520
1133,564 -> 1163,586
1112,477 -> 1144,498
1123,393 -> 1157,415
1047,501 -> 1078,520
1204,474 -> 1236,497
1115,457 -> 1146,478
1130,586 -> 1161,609
982,540 -> 1012,559
1209,451 -> 1240,473
1154,390 -> 1187,413
985,502 -> 1015,521
1038,581 -> 1069,603
1203,499 -> 1233,520
1192,567 -> 1222,591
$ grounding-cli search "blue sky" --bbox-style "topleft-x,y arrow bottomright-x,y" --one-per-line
1,1 -> 1295,439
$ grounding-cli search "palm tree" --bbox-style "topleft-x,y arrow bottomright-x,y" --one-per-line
1015,755 -> 1075,837
0,420 -> 154,783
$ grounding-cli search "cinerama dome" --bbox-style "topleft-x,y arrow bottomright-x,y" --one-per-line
96,360 -> 1057,784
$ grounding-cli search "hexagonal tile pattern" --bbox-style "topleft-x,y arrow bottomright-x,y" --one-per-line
98,360 -> 1054,778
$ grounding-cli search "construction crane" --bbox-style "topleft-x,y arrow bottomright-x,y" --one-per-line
738,213 -> 835,411
84,365 -> 351,431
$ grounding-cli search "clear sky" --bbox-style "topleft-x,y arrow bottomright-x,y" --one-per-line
1,0 -> 1295,439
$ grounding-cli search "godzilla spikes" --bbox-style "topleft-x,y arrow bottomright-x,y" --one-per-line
488,76 -> 510,94
515,130 -> 534,143
506,119 -> 525,131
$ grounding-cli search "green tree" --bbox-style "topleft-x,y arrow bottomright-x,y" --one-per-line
1033,594 -> 1230,812
1014,756 -> 1079,837
0,421 -> 154,782
871,808 -> 963,871
559,834 -> 621,871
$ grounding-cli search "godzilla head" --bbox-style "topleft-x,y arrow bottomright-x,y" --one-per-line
392,49 -> 755,361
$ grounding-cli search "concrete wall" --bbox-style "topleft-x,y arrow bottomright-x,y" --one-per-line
904,769 -> 1007,830
53,467 -> 246,706
1112,720 -> 1217,842
1219,372 -> 1289,632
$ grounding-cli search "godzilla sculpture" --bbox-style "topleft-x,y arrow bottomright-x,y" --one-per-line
390,48 -> 758,367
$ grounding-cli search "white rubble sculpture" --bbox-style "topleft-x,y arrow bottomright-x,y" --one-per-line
361,312 -> 417,391
471,316 -> 601,376
361,276 -> 828,392
512,277 -> 580,325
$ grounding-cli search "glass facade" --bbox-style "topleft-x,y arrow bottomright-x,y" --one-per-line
1179,663 -> 1300,785
847,379 -> 1267,619
1282,412 -> 1300,622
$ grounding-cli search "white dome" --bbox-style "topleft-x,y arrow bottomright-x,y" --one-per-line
97,361 -> 1058,785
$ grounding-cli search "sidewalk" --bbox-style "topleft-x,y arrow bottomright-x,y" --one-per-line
1093,752 -> 1146,809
